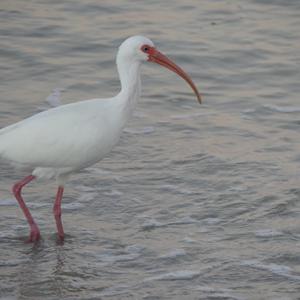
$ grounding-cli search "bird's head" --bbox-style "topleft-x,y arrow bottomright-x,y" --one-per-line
117,36 -> 202,104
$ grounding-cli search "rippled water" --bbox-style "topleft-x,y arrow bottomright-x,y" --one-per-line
1,0 -> 300,299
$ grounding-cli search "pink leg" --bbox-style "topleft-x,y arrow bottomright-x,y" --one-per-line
53,186 -> 64,241
12,175 -> 40,242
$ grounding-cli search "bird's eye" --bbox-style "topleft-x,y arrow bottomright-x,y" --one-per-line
141,45 -> 150,53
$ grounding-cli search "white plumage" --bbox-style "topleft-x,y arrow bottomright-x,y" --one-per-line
0,36 -> 201,242
1,97 -> 131,181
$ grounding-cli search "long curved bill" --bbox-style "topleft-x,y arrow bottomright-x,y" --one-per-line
148,48 -> 202,104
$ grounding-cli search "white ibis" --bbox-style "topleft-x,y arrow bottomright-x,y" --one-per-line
0,36 -> 201,242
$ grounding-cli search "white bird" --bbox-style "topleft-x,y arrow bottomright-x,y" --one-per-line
45,88 -> 63,107
0,36 -> 201,242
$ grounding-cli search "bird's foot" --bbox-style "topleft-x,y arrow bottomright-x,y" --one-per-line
57,232 -> 64,242
55,233 -> 65,245
27,224 -> 41,243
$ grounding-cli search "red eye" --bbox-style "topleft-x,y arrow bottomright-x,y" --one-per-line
141,45 -> 150,53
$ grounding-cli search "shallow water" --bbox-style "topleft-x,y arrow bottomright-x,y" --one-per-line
1,0 -> 300,299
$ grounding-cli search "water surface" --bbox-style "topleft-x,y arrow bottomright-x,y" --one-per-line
1,0 -> 300,299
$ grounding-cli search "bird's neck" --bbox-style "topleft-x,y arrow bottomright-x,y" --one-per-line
116,55 -> 141,112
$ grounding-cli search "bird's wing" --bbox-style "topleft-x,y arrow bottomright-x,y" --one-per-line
0,98 -> 116,169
